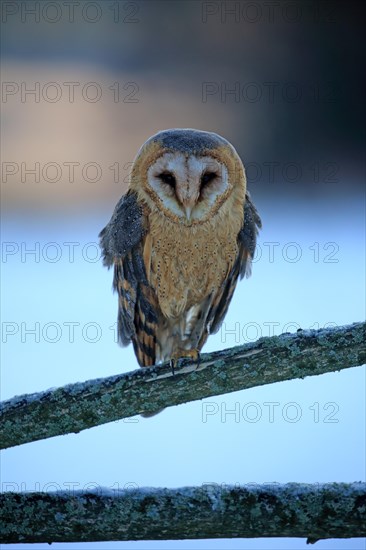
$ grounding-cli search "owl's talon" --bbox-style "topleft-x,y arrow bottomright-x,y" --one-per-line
169,358 -> 176,376
170,349 -> 200,373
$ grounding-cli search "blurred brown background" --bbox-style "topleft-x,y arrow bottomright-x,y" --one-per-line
1,0 -> 365,218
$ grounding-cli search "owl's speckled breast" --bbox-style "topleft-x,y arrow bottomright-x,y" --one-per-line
147,209 -> 241,319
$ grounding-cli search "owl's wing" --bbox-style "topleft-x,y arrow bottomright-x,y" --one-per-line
203,191 -> 262,339
99,191 -> 159,366
237,191 -> 262,280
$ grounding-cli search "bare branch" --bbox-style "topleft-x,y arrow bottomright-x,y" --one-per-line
1,483 -> 365,544
1,322 -> 365,449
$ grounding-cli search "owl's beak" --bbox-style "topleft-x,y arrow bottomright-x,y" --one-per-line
184,205 -> 192,221
177,189 -> 198,222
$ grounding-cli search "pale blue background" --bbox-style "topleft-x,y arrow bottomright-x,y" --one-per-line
1,193 -> 365,550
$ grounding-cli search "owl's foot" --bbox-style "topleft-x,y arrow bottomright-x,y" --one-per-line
170,348 -> 200,374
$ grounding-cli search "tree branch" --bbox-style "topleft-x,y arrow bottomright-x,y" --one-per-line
1,322 -> 365,449
1,483 -> 365,543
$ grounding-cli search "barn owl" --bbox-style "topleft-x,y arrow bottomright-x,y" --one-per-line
100,129 -> 261,410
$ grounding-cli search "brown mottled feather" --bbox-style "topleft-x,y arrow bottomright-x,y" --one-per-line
207,191 -> 262,336
100,192 -> 160,367
133,284 -> 158,366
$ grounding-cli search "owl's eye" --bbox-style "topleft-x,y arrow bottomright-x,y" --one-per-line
158,172 -> 176,188
200,172 -> 217,187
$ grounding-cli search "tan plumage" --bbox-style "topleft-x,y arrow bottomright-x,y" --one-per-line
100,129 -> 261,375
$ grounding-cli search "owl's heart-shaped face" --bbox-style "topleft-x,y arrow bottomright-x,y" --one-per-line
146,153 -> 231,224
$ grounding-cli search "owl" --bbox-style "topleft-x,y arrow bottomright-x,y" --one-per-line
100,128 -> 261,376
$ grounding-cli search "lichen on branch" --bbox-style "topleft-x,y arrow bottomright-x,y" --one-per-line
1,322 -> 365,449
